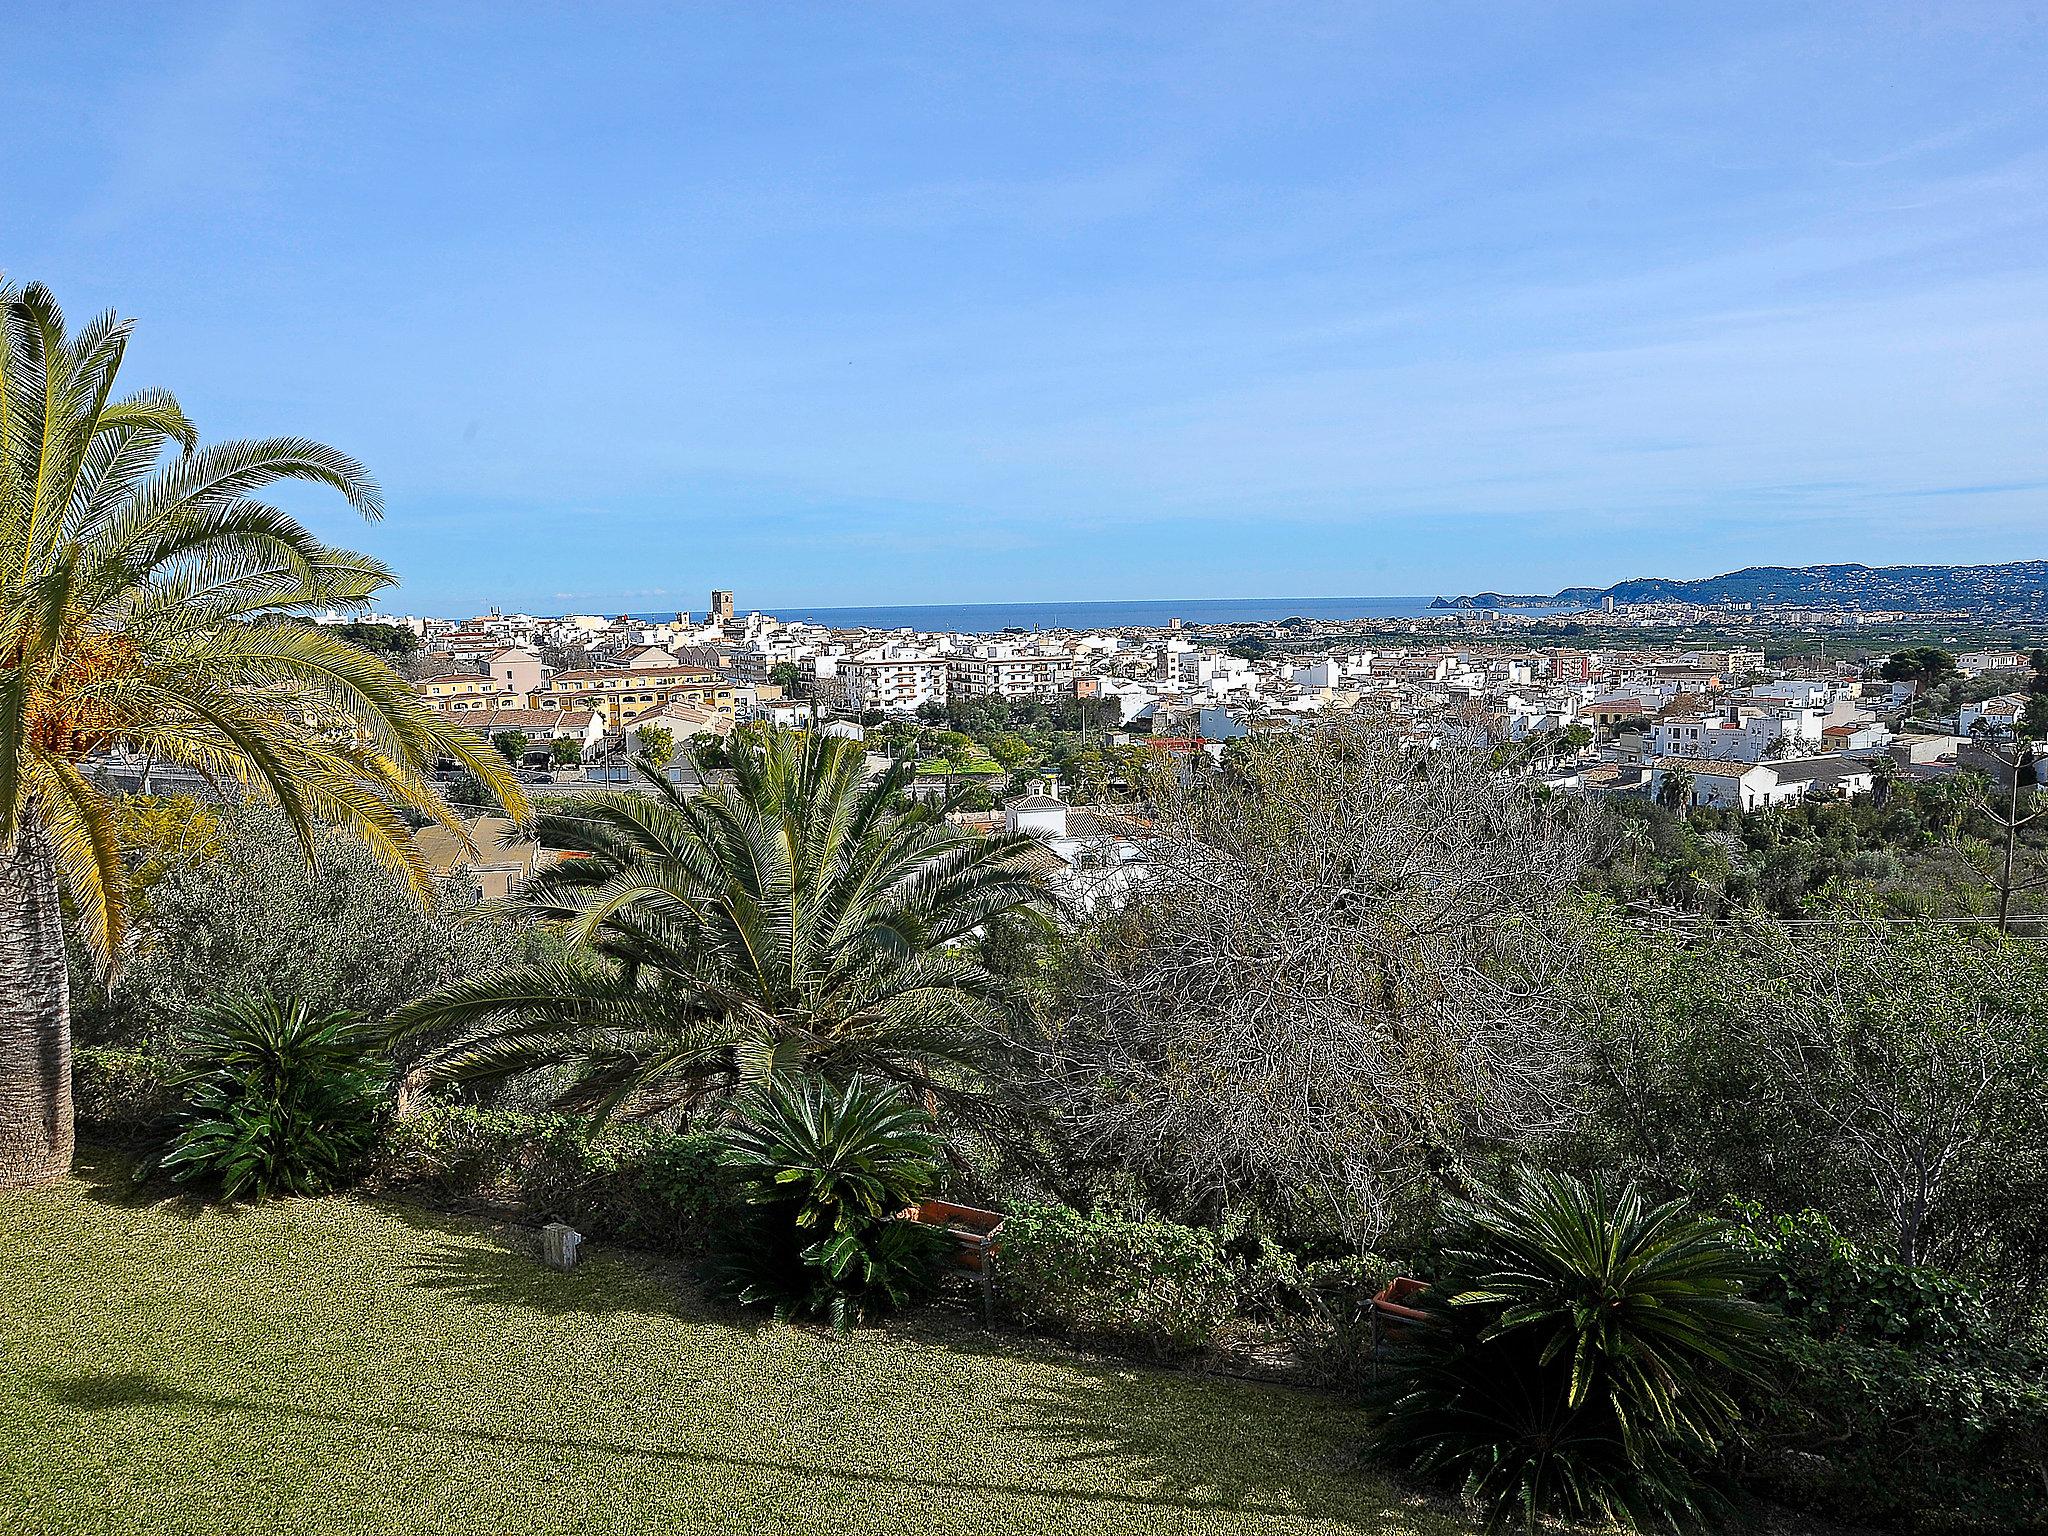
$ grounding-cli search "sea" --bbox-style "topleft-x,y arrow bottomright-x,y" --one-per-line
629,595 -> 1570,634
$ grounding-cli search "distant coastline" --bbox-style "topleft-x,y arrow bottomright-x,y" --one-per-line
1434,560 -> 2048,613
628,595 -> 1576,634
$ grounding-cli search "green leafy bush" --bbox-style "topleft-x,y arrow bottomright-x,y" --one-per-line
716,1075 -> 947,1328
1748,1337 -> 2048,1533
1733,1204 -> 1999,1353
160,997 -> 385,1200
84,801 -> 530,1049
1371,1173 -> 1771,1534
370,1103 -> 733,1255
1732,1207 -> 2048,1531
71,1047 -> 180,1140
995,1202 -> 1247,1358
1272,1252 -> 1401,1388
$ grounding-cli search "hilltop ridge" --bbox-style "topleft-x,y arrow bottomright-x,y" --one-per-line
1434,561 -> 2048,613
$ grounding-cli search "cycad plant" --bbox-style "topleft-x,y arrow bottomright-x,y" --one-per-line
159,996 -> 384,1200
0,279 -> 518,1188
391,729 -> 1048,1115
716,1073 -> 948,1327
1372,1172 -> 1773,1533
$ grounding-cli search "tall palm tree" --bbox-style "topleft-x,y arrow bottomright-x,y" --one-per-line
390,730 -> 1050,1118
1656,761 -> 1694,812
0,280 -> 520,1188
1616,815 -> 1654,872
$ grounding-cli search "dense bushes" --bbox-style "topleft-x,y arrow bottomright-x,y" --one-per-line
1271,1253 -> 1401,1389
71,1047 -> 180,1139
371,1103 -> 734,1256
1575,911 -> 2048,1301
1733,1208 -> 2048,1532
994,1202 -> 1249,1358
79,801 -> 530,1050
75,1051 -> 744,1258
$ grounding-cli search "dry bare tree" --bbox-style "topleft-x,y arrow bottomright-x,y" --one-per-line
1026,720 -> 1605,1246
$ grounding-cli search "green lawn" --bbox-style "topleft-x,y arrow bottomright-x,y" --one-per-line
0,1151 -> 1461,1536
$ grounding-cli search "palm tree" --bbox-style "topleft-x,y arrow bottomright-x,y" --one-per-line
0,280 -> 519,1188
1656,761 -> 1694,811
390,729 -> 1050,1117
1870,751 -> 1898,808
1616,815 -> 1653,872
1373,1174 -> 1771,1533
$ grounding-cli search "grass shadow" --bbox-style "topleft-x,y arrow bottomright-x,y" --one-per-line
29,1365 -> 1441,1526
368,1199 -> 778,1333
66,1144 -> 221,1221
993,1364 -> 1426,1526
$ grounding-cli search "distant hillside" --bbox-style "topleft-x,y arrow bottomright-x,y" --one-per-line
1433,562 -> 2048,613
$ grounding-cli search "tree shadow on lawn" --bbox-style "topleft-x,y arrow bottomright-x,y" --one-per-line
375,1202 -> 816,1349
31,1365 -> 1442,1530
66,1144 -> 226,1221
371,1200 -> 751,1327
380,1222 -> 1440,1526
997,1366 -> 1398,1519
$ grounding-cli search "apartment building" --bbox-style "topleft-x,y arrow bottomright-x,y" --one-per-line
1651,705 -> 1824,763
416,673 -> 526,713
835,647 -> 950,714
536,666 -> 751,728
947,646 -> 1076,701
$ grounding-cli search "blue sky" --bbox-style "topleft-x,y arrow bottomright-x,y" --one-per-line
7,3 -> 2048,613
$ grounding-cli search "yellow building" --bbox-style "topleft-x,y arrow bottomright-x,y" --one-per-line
416,673 -> 524,712
537,666 -> 751,728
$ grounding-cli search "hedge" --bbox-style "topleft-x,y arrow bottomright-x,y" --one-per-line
368,1103 -> 736,1257
993,1201 -> 1246,1358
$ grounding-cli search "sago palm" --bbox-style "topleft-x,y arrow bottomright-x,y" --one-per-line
717,1074 -> 948,1327
0,279 -> 519,1188
1373,1173 -> 1772,1533
391,729 -> 1049,1116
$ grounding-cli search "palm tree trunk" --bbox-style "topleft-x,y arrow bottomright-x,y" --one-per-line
0,811 -> 73,1188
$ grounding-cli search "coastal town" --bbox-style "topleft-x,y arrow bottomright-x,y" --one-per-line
11,7 -> 2048,1531
355,587 -> 2037,794
233,584 -> 2036,912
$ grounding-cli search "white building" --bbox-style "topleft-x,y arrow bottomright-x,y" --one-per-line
947,644 -> 1076,702
1651,706 -> 1824,763
835,646 -> 951,714
1004,784 -> 1148,914
1650,754 -> 1877,811
1960,695 -> 2027,737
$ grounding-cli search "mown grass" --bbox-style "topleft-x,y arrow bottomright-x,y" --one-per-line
0,1150 -> 1462,1536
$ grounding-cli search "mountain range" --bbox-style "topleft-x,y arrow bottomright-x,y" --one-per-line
1433,561 -> 2048,614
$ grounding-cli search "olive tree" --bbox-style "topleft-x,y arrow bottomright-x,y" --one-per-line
1027,721 -> 1607,1246
1578,908 -> 2048,1295
85,801 -> 530,1048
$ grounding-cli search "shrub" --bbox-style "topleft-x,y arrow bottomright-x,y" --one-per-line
1732,1207 -> 2048,1531
160,997 -> 384,1200
1273,1252 -> 1401,1389
995,1202 -> 1246,1358
716,1075 -> 948,1328
1747,1337 -> 2048,1533
1371,1173 -> 1772,1534
71,1047 -> 180,1140
1732,1204 -> 1999,1354
370,1103 -> 732,1255
86,801 -> 530,1050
